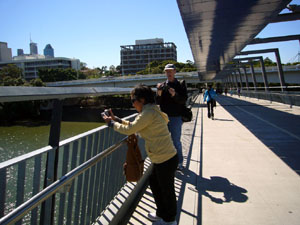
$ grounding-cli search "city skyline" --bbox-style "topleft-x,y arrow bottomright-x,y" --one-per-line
1,0 -> 299,69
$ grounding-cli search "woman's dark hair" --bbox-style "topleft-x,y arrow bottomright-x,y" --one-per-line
131,84 -> 155,104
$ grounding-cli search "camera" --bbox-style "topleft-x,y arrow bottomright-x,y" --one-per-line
101,109 -> 110,117
157,83 -> 169,91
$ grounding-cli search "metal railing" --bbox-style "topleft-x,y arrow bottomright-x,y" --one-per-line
0,86 -> 137,225
0,86 -> 198,225
0,114 -> 145,225
228,88 -> 300,107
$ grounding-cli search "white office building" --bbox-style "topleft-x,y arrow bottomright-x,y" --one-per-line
0,56 -> 80,80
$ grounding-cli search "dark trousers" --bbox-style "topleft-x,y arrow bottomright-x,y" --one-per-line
207,100 -> 214,118
149,154 -> 178,222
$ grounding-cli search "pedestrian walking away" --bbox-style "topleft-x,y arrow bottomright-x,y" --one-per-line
203,84 -> 217,119
156,64 -> 188,170
102,84 -> 178,225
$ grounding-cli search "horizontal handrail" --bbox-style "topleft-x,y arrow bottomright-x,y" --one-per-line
58,113 -> 138,149
45,72 -> 198,86
0,136 -> 128,225
0,86 -> 131,103
0,146 -> 54,170
0,112 -> 137,170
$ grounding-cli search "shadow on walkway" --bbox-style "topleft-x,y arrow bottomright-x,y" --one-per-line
175,102 -> 248,225
177,170 -> 248,204
217,95 -> 300,175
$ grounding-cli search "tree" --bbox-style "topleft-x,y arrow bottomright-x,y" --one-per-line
80,62 -> 88,70
116,65 -> 122,74
109,65 -> 116,75
136,60 -> 196,75
0,64 -> 23,79
0,64 -> 27,86
38,68 -> 78,82
264,57 -> 277,67
30,78 -> 45,87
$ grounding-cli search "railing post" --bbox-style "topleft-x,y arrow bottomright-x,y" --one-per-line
40,99 -> 63,225
0,168 -> 6,218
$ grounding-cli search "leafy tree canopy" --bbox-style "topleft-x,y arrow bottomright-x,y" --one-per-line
136,60 -> 197,75
38,68 -> 78,82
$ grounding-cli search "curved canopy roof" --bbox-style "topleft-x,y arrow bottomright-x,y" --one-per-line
177,0 -> 292,80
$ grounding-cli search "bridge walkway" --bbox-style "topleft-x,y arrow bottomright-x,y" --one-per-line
127,94 -> 300,225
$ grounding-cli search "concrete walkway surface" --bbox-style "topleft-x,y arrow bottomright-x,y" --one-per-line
128,94 -> 300,225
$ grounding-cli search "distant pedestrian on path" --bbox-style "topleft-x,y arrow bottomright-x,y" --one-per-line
156,64 -> 188,170
203,85 -> 217,119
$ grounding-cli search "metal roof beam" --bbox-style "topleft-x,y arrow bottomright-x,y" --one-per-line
249,34 -> 300,45
271,12 -> 300,23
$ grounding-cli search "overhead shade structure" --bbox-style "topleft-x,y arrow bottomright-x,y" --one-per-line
177,0 -> 292,81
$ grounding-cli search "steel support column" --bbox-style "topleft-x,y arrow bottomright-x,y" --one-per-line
242,67 -> 249,90
234,71 -> 239,88
274,49 -> 286,91
249,61 -> 257,91
259,57 -> 269,91
238,48 -> 286,92
237,69 -> 243,90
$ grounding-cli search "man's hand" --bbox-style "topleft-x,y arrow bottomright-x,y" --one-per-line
168,88 -> 175,97
157,83 -> 163,96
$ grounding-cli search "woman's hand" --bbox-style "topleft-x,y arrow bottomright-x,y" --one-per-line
101,113 -> 112,124
108,109 -> 117,121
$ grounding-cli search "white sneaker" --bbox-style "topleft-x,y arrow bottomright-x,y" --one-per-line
148,212 -> 162,222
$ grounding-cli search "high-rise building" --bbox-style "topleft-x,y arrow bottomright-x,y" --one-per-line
44,44 -> 54,58
30,42 -> 38,55
120,38 -> 177,75
17,49 -> 24,56
0,42 -> 12,62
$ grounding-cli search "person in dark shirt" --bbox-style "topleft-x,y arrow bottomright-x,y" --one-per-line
156,64 -> 188,170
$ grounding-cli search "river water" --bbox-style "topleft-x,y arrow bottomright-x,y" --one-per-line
0,121 -> 104,163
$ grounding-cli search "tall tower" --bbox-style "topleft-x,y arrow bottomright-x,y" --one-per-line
17,49 -> 24,56
44,44 -> 54,58
30,41 -> 38,55
0,42 -> 12,61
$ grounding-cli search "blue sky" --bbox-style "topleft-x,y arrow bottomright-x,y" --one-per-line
1,0 -> 299,68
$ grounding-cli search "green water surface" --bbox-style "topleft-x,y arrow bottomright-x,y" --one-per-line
0,122 -> 105,163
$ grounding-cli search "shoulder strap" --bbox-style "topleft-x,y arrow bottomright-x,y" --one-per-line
179,79 -> 186,86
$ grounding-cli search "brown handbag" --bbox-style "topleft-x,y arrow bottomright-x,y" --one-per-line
123,134 -> 144,182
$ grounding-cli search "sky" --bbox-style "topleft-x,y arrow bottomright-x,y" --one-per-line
1,0 -> 299,69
